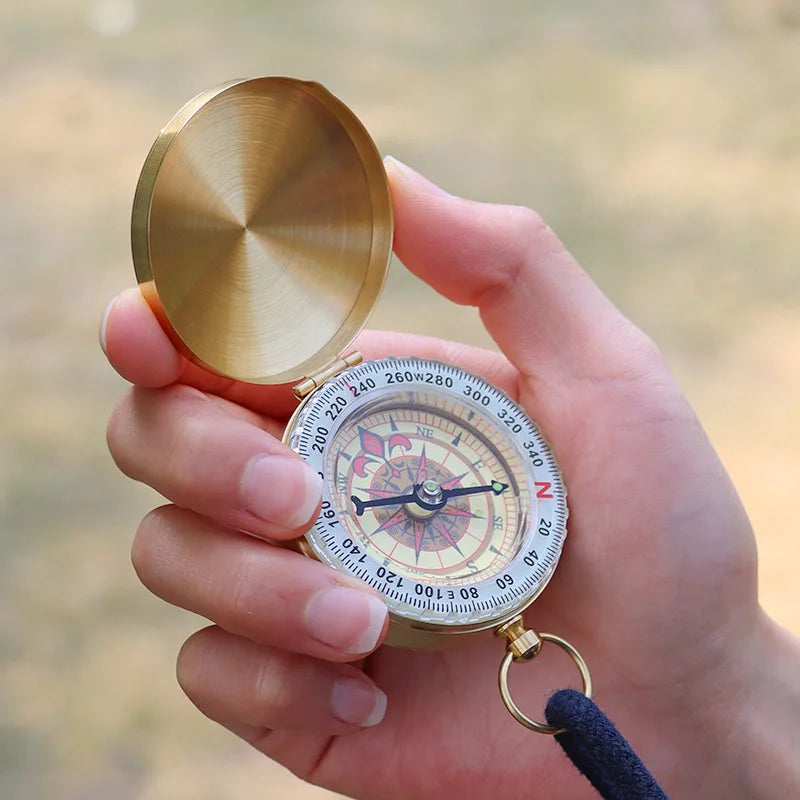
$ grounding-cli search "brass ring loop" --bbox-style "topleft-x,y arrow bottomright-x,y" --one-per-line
498,632 -> 593,734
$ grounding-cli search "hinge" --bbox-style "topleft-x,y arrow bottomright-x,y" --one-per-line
292,351 -> 363,399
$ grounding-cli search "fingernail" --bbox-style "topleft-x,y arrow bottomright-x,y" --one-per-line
331,679 -> 387,727
383,155 -> 451,197
240,456 -> 323,529
99,295 -> 119,356
304,586 -> 387,654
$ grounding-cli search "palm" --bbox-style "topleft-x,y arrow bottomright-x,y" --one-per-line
245,346 -> 757,799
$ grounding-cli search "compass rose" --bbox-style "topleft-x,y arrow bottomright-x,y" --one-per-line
360,455 -> 494,563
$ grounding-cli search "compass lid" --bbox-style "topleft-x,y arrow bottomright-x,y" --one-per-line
132,77 -> 393,384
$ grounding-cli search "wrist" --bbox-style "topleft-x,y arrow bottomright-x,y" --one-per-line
672,612 -> 800,799
737,615 -> 800,799
644,611 -> 800,799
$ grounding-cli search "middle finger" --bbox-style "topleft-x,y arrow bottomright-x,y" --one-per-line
133,504 -> 388,662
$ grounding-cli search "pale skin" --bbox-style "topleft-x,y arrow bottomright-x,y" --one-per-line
102,158 -> 800,798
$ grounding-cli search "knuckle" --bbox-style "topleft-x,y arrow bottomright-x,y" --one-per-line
475,205 -> 562,307
105,391 -> 136,475
253,652 -> 297,716
131,505 -> 174,588
618,325 -> 668,381
176,627 -> 216,700
508,205 -> 563,257
225,548 -> 260,619
634,330 -> 665,368
509,204 -> 550,238
164,386 -> 219,452
162,405 -> 215,496
508,204 -> 565,263
161,382 -> 209,406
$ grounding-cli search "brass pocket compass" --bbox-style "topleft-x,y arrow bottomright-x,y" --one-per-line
132,77 -> 591,734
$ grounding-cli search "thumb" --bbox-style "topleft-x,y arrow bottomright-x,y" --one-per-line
384,157 -> 657,386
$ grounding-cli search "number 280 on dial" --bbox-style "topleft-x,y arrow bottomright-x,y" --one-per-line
287,357 -> 567,634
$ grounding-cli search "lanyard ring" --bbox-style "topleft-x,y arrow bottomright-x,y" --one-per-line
498,631 -> 593,734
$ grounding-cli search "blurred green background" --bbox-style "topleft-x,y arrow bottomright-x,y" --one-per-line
2,1 -> 799,798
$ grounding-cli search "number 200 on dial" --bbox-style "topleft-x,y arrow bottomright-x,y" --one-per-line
287,358 -> 567,632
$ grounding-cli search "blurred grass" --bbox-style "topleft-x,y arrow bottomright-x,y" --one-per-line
1,1 -> 799,798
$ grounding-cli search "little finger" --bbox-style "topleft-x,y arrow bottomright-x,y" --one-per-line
177,626 -> 387,733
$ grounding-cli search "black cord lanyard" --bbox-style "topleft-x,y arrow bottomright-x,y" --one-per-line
545,690 -> 669,800
496,621 -> 669,798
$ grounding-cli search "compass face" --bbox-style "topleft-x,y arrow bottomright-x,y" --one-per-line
288,357 -> 567,630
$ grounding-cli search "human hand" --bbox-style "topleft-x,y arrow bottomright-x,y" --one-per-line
102,158 -> 799,799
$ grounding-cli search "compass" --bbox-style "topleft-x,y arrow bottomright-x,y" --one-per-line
131,77 -> 591,733
287,359 -> 567,648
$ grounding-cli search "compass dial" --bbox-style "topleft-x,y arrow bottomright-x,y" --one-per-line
288,358 -> 567,631
330,405 -> 522,583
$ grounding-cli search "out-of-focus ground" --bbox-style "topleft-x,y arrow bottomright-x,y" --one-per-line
1,1 -> 798,798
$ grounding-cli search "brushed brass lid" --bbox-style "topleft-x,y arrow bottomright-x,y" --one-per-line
132,77 -> 393,384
